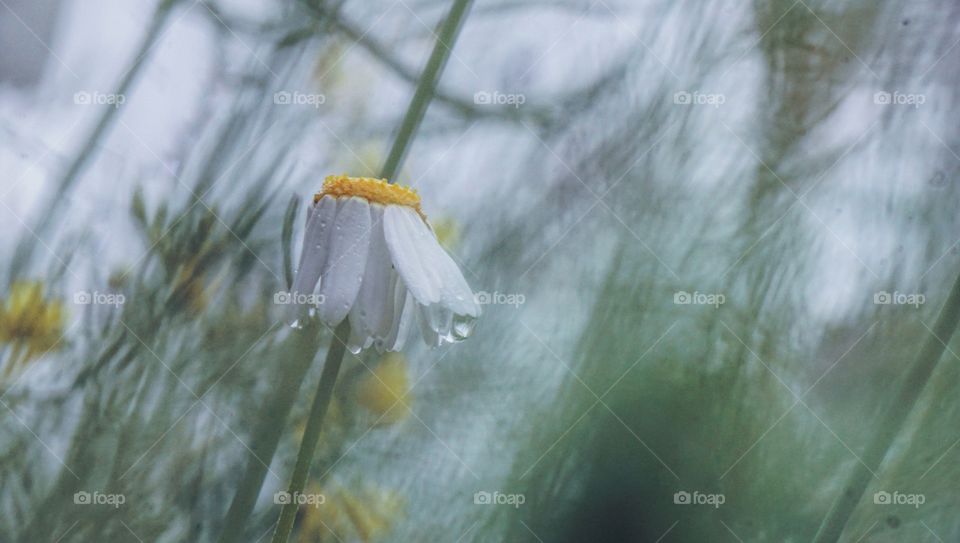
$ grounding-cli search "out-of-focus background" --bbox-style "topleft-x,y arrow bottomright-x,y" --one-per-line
1,0 -> 959,541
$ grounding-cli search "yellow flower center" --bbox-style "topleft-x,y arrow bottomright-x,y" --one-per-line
316,175 -> 423,217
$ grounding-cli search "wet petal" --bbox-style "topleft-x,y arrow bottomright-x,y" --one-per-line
381,284 -> 414,352
316,197 -> 371,324
416,221 -> 480,318
349,205 -> 392,344
292,195 -> 338,303
384,206 -> 441,306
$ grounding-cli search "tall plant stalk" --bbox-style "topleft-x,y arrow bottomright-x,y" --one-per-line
214,323 -> 322,543
270,1 -> 475,542
813,268 -> 960,542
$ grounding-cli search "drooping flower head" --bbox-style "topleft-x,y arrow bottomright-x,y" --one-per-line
292,175 -> 479,352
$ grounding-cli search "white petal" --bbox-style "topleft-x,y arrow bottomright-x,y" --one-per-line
348,205 -> 391,343
385,205 -> 480,347
381,282 -> 414,352
419,223 -> 481,317
316,197 -> 371,324
400,207 -> 479,318
425,304 -> 454,340
375,272 -> 401,341
292,195 -> 337,302
417,305 -> 441,347
384,206 -> 441,306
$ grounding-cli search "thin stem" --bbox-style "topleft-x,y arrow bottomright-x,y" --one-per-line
270,1 -> 474,542
270,320 -> 349,543
813,268 -> 960,542
215,323 -> 321,543
380,0 -> 475,183
323,11 -> 545,125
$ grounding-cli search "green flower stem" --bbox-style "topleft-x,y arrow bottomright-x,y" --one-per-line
379,0 -> 475,183
215,322 -> 322,543
813,268 -> 960,542
270,320 -> 349,543
271,1 -> 474,542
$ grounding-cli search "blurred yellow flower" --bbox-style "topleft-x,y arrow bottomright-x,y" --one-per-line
430,216 -> 461,249
355,353 -> 412,425
0,281 -> 65,376
299,484 -> 404,543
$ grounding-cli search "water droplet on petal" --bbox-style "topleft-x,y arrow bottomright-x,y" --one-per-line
451,314 -> 477,341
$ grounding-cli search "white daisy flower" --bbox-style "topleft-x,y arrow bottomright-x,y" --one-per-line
291,175 -> 480,352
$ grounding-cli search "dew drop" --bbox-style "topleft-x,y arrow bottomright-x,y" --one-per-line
451,314 -> 477,341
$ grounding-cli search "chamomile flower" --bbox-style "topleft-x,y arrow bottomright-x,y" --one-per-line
292,175 -> 479,352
